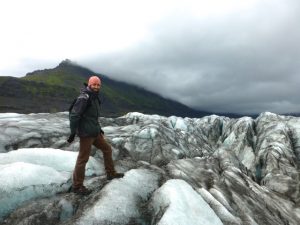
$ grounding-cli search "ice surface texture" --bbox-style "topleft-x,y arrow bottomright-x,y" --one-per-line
0,148 -> 103,220
0,111 -> 300,225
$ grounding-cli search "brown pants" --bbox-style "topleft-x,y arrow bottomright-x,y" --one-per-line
73,134 -> 115,188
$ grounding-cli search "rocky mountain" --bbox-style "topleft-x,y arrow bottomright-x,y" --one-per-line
0,60 -> 215,117
0,111 -> 300,224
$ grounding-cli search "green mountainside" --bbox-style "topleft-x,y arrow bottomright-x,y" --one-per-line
0,60 -> 213,117
0,76 -> 76,113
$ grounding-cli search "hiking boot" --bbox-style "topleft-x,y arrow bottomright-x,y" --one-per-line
107,172 -> 124,180
72,186 -> 92,195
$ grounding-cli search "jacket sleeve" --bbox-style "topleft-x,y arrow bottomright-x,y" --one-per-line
69,93 -> 89,134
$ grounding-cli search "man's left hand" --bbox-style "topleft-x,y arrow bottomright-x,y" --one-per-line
67,133 -> 76,143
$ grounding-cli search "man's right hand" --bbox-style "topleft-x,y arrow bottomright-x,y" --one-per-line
67,133 -> 76,143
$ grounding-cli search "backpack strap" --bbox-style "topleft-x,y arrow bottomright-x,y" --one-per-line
69,92 -> 101,113
69,93 -> 90,113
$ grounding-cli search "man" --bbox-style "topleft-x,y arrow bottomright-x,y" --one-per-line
68,75 -> 124,195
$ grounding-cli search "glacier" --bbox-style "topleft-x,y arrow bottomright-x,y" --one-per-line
0,111 -> 300,225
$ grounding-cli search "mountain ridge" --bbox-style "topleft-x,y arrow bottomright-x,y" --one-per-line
1,60 -> 223,117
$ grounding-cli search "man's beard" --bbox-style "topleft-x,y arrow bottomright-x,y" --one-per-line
90,87 -> 99,93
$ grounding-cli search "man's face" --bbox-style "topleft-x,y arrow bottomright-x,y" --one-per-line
90,83 -> 101,92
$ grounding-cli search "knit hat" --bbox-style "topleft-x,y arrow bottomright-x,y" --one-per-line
88,76 -> 101,86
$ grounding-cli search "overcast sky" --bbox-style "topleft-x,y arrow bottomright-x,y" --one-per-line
1,0 -> 299,115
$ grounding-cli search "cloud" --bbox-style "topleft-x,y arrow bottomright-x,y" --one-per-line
81,0 -> 300,114
1,0 -> 300,114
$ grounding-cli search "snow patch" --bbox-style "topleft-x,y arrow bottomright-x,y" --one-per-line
150,179 -> 223,225
77,168 -> 161,224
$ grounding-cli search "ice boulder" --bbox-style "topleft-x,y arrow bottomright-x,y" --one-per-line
0,148 -> 104,220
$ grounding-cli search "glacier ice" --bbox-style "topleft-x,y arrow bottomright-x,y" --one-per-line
0,148 -> 104,175
150,179 -> 223,225
0,162 -> 69,219
76,168 -> 162,225
0,148 -> 104,221
1,111 -> 300,225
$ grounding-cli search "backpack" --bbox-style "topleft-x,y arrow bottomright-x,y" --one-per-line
68,93 -> 101,113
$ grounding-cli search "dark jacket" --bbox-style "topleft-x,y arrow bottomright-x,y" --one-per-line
69,86 -> 101,137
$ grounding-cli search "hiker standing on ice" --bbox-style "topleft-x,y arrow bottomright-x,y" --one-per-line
68,75 -> 124,195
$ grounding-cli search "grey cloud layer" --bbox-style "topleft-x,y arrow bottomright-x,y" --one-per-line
82,1 -> 300,114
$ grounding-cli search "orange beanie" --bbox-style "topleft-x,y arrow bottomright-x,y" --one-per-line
88,76 -> 101,86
